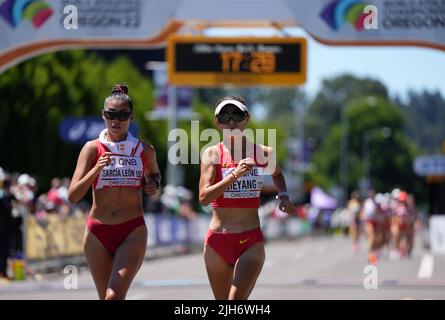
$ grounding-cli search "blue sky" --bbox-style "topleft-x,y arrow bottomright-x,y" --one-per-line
206,27 -> 445,99
302,33 -> 445,100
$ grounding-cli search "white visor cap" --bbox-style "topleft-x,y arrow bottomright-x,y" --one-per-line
215,99 -> 249,116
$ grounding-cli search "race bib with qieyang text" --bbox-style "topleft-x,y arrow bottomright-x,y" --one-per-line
222,167 -> 264,199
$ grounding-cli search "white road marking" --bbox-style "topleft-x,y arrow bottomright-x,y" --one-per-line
417,253 -> 434,279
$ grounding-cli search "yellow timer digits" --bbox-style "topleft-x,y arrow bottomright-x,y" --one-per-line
220,51 -> 276,73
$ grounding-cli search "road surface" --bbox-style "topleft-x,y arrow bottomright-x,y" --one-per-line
0,234 -> 444,300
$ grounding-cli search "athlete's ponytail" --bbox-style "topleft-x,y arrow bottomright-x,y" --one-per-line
104,83 -> 133,111
112,83 -> 128,95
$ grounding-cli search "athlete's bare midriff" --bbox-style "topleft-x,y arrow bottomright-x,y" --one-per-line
209,207 -> 260,233
90,187 -> 143,224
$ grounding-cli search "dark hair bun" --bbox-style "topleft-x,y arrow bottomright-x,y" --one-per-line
112,84 -> 129,95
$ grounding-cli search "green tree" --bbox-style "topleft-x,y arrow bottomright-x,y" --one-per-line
0,51 -> 159,191
308,96 -> 426,201
396,90 -> 445,153
305,74 -> 388,149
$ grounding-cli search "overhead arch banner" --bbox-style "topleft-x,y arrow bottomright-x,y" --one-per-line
0,0 -> 183,73
174,0 -> 445,51
286,0 -> 445,51
1,0 -> 445,73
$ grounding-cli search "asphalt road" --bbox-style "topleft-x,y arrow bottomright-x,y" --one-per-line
1,234 -> 444,300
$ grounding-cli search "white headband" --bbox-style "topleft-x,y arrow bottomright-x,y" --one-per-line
215,99 -> 248,116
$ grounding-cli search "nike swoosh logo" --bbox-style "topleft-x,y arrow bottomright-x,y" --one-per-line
239,238 -> 250,244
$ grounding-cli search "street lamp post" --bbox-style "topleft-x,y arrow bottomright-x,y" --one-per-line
145,61 -> 180,186
167,84 -> 179,186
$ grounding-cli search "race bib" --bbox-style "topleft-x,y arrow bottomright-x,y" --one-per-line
96,154 -> 144,188
222,167 -> 264,199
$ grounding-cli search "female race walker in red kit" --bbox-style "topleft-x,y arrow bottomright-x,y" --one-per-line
68,84 -> 161,300
199,96 -> 294,300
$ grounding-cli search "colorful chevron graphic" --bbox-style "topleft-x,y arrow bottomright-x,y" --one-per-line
320,0 -> 372,31
0,0 -> 53,29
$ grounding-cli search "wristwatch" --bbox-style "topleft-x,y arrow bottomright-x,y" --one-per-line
275,192 -> 289,200
146,177 -> 160,190
153,179 -> 160,190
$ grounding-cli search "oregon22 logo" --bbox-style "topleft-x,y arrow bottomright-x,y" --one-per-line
320,0 -> 378,31
0,0 -> 53,29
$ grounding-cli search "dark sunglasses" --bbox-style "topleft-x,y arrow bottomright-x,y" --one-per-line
103,110 -> 132,121
216,111 -> 247,124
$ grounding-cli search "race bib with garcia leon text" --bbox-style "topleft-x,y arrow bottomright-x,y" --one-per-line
96,155 -> 144,189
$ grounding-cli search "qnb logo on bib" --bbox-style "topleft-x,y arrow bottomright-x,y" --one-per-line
97,155 -> 143,189
109,157 -> 138,167
222,167 -> 264,199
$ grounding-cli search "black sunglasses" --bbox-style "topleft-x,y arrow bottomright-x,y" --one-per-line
216,111 -> 248,124
103,110 -> 132,121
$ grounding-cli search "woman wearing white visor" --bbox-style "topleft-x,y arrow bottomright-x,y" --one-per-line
199,96 -> 294,300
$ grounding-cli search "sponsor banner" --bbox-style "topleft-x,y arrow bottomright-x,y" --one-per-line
413,155 -> 445,176
175,0 -> 445,51
288,0 -> 445,50
0,0 -> 179,41
24,212 -> 312,261
151,215 -> 198,247
2,0 -> 445,73
25,214 -> 85,260
0,0 -> 182,72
